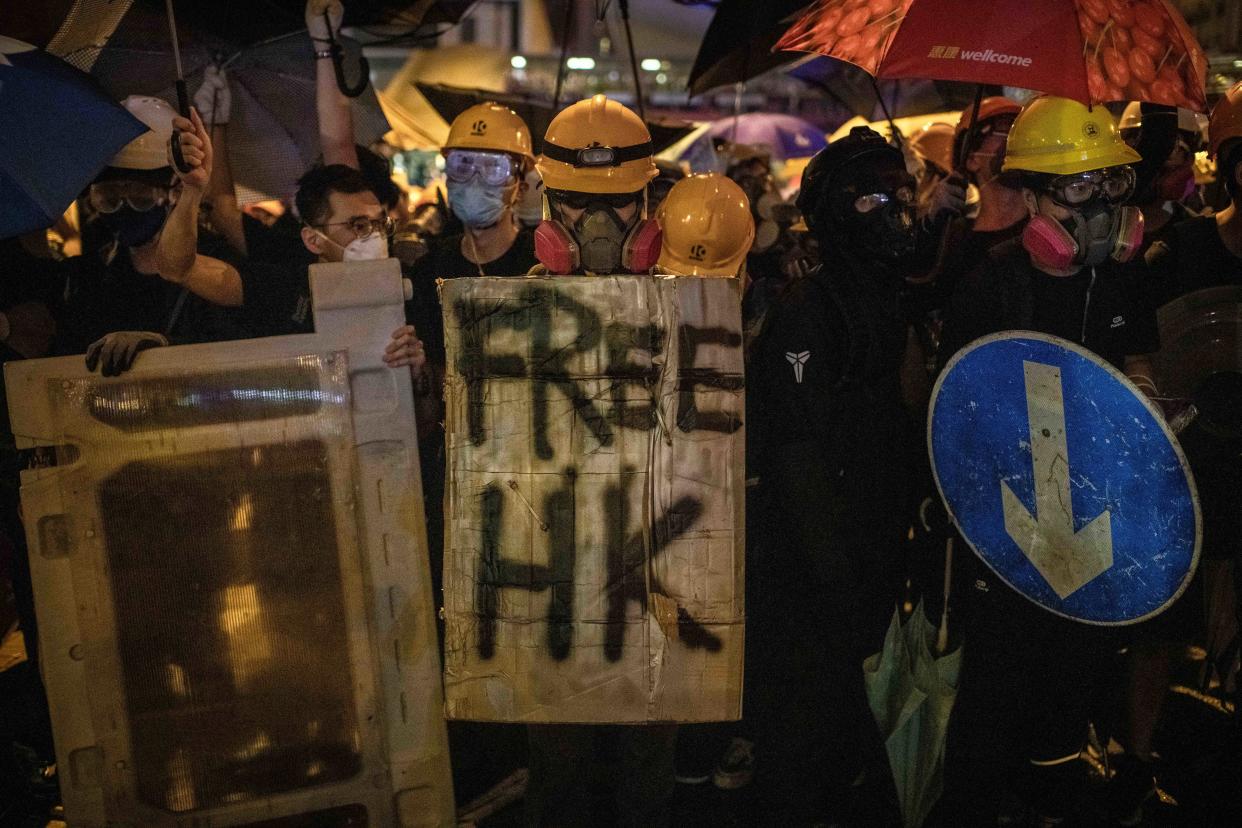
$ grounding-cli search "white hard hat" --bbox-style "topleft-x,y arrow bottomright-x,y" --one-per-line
108,95 -> 177,170
1119,101 -> 1209,136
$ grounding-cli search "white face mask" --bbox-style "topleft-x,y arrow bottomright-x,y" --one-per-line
341,232 -> 389,261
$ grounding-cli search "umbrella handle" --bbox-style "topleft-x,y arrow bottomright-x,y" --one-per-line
936,536 -> 953,654
323,12 -> 370,99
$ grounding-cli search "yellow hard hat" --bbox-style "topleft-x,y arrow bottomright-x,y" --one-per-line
109,95 -> 178,170
656,173 -> 754,277
1002,95 -> 1140,176
537,94 -> 658,194
443,102 -> 534,164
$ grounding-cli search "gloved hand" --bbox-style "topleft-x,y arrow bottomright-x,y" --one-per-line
307,0 -> 345,43
922,173 -> 967,220
85,331 -> 169,377
193,65 -> 231,126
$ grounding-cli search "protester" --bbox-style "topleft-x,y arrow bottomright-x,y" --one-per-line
937,95 -> 1158,826
908,121 -> 955,214
521,93 -> 674,828
53,97 -> 241,373
746,125 -> 926,825
654,172 -> 758,792
927,97 -> 1026,304
1120,102 -> 1207,243
1134,85 -> 1242,820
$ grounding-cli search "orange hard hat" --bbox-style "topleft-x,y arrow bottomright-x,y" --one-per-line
1209,81 -> 1242,160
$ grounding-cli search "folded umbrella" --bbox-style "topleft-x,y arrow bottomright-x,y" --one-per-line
0,36 -> 146,239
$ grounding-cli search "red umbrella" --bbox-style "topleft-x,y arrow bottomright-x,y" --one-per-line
773,0 -> 1207,111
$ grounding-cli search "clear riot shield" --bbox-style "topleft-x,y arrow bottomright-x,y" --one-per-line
5,260 -> 453,827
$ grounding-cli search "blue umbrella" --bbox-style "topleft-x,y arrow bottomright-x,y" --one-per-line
705,112 -> 827,161
0,36 -> 146,240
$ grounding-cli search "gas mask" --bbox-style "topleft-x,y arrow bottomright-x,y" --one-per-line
828,163 -> 918,263
98,205 -> 169,248
1022,167 -> 1143,271
535,190 -> 662,275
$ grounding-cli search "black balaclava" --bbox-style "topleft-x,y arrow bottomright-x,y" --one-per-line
797,127 -> 917,265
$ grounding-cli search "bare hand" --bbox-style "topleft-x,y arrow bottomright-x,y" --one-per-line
168,107 -> 212,190
307,0 -> 344,41
383,324 -> 426,378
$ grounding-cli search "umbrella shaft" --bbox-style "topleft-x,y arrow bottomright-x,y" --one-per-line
165,0 -> 185,80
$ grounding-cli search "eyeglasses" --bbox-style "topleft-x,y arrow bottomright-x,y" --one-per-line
444,149 -> 518,186
1045,167 -> 1135,207
88,182 -> 170,214
546,188 -> 642,210
317,216 -> 394,240
854,186 -> 915,214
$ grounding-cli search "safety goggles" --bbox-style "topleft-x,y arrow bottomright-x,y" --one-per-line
1045,167 -> 1135,206
854,186 -> 915,214
546,188 -> 642,210
444,150 -> 518,186
88,181 -> 170,214
315,216 -> 395,240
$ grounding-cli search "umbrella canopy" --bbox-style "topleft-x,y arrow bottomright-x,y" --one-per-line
687,0 -> 815,95
774,0 -> 1208,110
0,36 -> 146,239
705,113 -> 827,161
864,603 -> 963,828
64,1 -> 389,203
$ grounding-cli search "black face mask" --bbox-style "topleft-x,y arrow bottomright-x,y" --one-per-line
829,163 -> 918,263
97,205 -> 169,248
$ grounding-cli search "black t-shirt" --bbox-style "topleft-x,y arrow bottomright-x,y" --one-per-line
933,217 -> 1026,308
940,239 -> 1160,372
243,212 -> 311,267
1146,214 -> 1242,304
234,213 -> 317,338
406,228 -> 537,365
54,241 -> 239,355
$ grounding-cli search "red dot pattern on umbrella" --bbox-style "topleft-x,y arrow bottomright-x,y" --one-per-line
1078,0 -> 1205,108
773,0 -> 1206,112
777,0 -> 913,77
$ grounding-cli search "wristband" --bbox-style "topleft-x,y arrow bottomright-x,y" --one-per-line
314,48 -> 334,60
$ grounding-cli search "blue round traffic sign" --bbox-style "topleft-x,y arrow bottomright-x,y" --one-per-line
930,332 -> 1200,625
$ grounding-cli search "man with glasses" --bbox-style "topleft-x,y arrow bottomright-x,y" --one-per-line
937,96 -> 1160,827
135,108 -> 424,378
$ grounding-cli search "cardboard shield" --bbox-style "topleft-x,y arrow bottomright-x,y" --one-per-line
929,332 -> 1200,625
440,275 -> 745,723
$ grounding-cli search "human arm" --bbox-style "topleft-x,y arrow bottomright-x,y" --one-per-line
193,66 -> 247,256
308,0 -> 359,169
159,108 -> 244,307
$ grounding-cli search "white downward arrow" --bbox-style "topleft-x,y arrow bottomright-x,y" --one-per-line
1000,360 -> 1113,599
